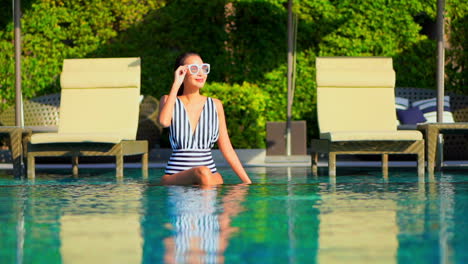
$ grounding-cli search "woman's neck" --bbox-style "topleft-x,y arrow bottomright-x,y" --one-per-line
182,87 -> 201,97
181,89 -> 203,103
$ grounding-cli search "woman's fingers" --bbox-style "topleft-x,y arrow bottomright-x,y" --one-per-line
174,66 -> 187,85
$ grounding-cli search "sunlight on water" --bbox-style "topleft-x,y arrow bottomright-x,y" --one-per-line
0,167 -> 467,263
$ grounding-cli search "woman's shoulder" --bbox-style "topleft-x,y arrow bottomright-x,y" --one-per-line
208,97 -> 222,104
208,97 -> 225,114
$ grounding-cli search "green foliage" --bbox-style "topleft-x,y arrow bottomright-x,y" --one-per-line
0,0 -> 466,148
0,0 -> 165,106
259,50 -> 318,139
203,82 -> 268,148
446,0 -> 468,93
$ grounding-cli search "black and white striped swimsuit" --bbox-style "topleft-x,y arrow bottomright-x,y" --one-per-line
165,97 -> 220,175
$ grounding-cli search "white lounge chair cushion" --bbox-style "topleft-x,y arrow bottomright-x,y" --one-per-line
320,130 -> 423,141
58,88 -> 139,139
317,70 -> 395,88
316,57 -> 395,88
60,71 -> 139,89
317,87 -> 398,132
31,133 -> 124,144
40,57 -> 142,144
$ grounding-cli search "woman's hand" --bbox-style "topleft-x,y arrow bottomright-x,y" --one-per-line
174,65 -> 187,87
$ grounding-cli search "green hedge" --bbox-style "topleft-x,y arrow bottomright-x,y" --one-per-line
0,0 -> 466,148
0,0 -> 165,103
446,1 -> 468,93
204,82 -> 268,148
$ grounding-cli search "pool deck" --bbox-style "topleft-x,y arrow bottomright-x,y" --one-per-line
148,148 -> 468,168
1,148 -> 468,171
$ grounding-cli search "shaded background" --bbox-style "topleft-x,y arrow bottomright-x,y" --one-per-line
0,0 -> 466,148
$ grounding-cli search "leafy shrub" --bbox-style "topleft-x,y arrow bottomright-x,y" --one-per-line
0,0 -> 165,107
446,0 -> 468,93
203,81 -> 268,148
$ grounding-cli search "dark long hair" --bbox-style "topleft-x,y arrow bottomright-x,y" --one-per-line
174,52 -> 201,96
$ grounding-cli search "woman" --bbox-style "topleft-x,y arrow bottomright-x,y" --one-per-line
158,52 -> 252,185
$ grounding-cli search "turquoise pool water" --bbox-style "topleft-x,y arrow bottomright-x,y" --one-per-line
0,167 -> 467,263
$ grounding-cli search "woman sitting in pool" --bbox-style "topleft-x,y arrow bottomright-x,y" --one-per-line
158,52 -> 252,185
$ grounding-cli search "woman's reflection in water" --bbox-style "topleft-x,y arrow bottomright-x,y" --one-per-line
163,184 -> 248,263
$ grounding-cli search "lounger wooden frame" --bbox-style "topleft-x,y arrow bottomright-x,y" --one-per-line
27,141 -> 148,179
311,139 -> 425,177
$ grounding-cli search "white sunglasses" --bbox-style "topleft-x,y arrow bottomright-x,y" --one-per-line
187,63 -> 210,75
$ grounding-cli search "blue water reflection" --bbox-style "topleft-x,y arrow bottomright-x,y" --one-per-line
0,167 -> 467,263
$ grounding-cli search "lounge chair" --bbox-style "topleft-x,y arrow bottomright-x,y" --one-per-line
311,57 -> 425,177
26,58 -> 148,179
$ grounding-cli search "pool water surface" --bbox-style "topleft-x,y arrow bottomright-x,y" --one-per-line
0,167 -> 467,263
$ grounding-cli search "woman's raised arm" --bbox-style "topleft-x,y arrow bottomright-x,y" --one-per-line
158,65 -> 187,127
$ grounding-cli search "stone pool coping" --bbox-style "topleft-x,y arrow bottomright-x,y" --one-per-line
2,148 -> 468,170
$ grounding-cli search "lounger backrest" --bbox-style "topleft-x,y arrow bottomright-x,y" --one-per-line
316,57 -> 397,133
58,58 -> 141,140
